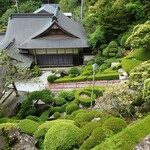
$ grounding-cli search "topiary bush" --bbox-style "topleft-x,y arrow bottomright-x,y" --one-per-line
92,114 -> 150,150
80,127 -> 113,150
58,91 -> 75,102
54,97 -> 67,106
75,89 -> 96,107
18,119 -> 40,135
65,103 -> 79,115
81,121 -> 101,141
34,119 -> 73,139
68,67 -> 80,77
47,75 -> 57,83
121,58 -> 142,73
44,123 -> 82,150
53,112 -> 61,119
102,117 -> 127,134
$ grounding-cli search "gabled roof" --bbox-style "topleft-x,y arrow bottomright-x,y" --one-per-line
34,4 -> 59,14
0,4 -> 90,67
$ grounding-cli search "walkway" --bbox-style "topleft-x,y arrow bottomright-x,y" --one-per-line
45,80 -> 122,92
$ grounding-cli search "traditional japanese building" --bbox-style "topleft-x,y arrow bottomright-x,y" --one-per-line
0,4 -> 90,67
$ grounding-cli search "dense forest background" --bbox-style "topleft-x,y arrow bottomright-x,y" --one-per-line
0,0 -> 150,53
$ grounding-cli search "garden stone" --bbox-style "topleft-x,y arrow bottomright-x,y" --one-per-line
134,135 -> 150,150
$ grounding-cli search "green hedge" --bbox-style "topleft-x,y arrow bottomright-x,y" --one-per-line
26,115 -> 43,122
92,115 -> 150,150
124,48 -> 150,61
80,127 -> 113,150
121,58 -> 142,73
102,117 -> 127,134
87,73 -> 119,80
54,97 -> 67,106
55,76 -> 87,83
44,123 -> 82,150
81,121 -> 101,141
75,90 -> 96,107
34,119 -> 73,139
18,119 -> 40,135
84,86 -> 104,97
65,103 -> 79,115
40,107 -> 54,121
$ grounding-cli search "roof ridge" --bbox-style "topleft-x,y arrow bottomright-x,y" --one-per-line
52,5 -> 59,22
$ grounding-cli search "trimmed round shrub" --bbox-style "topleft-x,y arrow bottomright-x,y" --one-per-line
68,67 -> 80,77
53,112 -> 60,119
54,97 -> 66,106
65,103 -> 79,115
18,119 -> 40,135
80,127 -> 113,150
72,109 -> 88,117
44,123 -> 82,150
81,110 -> 101,122
34,119 -> 73,139
75,90 -> 96,107
58,91 -> 75,102
47,75 -> 57,83
102,117 -> 127,134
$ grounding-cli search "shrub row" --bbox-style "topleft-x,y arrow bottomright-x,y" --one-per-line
92,115 -> 150,150
75,90 -> 96,107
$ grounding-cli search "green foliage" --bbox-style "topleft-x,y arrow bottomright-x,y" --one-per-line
26,115 -> 43,122
75,89 -> 96,107
68,67 -> 80,77
58,91 -> 75,102
94,56 -> 106,66
47,75 -> 57,83
102,117 -> 127,134
65,103 -> 79,115
30,65 -> 42,77
81,121 -> 101,141
87,72 -> 119,80
80,127 -> 113,150
0,123 -> 18,130
18,119 -> 39,135
128,60 -> 150,91
121,58 -> 142,73
53,112 -> 61,119
88,26 -> 105,48
120,32 -> 131,48
39,107 -> 54,121
124,48 -> 150,61
54,97 -> 66,106
126,21 -> 150,49
92,114 -> 150,150
55,75 -> 87,82
34,119 -> 73,139
44,123 -> 82,150
142,78 -> 150,102
98,63 -> 110,73
103,41 -> 123,57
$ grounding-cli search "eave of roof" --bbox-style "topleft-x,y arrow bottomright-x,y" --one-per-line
18,38 -> 90,49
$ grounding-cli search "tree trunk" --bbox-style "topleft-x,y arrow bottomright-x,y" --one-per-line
12,81 -> 19,97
